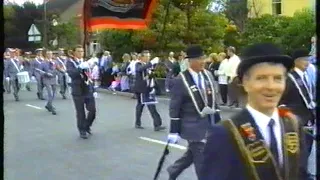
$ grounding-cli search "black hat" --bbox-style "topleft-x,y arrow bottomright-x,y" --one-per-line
237,43 -> 293,81
291,48 -> 309,60
186,45 -> 205,59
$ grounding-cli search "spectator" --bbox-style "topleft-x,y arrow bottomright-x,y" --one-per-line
216,52 -> 229,105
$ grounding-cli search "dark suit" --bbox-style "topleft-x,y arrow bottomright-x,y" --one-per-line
167,70 -> 216,179
134,61 -> 162,127
200,109 -> 309,180
279,70 -> 315,156
66,58 -> 96,134
164,60 -> 176,91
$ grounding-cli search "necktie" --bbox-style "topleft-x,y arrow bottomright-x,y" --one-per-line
197,73 -> 203,90
268,119 -> 279,166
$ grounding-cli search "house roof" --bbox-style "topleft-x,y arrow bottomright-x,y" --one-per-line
46,0 -> 79,14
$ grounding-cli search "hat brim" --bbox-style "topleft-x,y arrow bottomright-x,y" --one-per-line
237,55 -> 293,80
186,55 -> 205,59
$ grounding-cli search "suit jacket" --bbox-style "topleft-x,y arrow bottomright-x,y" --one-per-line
200,109 -> 309,180
5,58 -> 22,79
40,61 -> 58,85
55,57 -> 67,82
133,61 -> 153,93
279,71 -> 315,126
66,58 -> 94,96
169,70 -> 216,141
22,59 -> 33,76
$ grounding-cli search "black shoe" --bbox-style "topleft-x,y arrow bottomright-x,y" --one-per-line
37,93 -> 40,99
80,132 -> 88,139
45,106 -> 52,112
26,87 -> 31,91
51,110 -> 57,115
62,94 -> 67,99
15,97 -> 19,101
135,125 -> 144,129
86,128 -> 92,135
154,126 -> 166,131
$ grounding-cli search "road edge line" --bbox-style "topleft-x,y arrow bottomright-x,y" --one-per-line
25,104 -> 42,110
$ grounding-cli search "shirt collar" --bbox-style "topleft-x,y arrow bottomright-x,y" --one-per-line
294,67 -> 305,77
246,104 -> 279,129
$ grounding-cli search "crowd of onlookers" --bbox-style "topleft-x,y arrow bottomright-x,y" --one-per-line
80,35 -> 317,108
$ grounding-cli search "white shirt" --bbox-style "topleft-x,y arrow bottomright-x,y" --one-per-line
246,105 -> 283,165
217,58 -> 229,84
189,68 -> 204,89
225,54 -> 241,81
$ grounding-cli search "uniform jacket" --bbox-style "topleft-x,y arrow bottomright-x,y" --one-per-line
200,109 -> 309,180
32,57 -> 44,80
66,58 -> 95,96
5,58 -> 22,79
40,60 -> 58,85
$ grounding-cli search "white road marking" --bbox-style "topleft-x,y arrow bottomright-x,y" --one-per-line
139,137 -> 186,150
25,104 -> 42,110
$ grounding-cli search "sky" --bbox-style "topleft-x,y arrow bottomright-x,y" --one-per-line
6,0 -> 44,6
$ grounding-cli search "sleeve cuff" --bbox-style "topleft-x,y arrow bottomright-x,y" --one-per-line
170,118 -> 181,134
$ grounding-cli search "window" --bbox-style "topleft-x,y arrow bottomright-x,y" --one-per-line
272,0 -> 282,15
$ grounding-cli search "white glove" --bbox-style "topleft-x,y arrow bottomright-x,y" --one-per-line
31,76 -> 36,81
79,61 -> 89,69
150,57 -> 159,65
167,133 -> 180,144
93,92 -> 98,98
5,77 -> 10,81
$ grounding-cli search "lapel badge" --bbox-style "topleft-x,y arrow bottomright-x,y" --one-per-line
240,123 -> 256,141
207,88 -> 212,95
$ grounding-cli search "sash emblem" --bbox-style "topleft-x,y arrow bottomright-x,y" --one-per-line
284,132 -> 299,154
240,123 -> 256,141
247,141 -> 269,163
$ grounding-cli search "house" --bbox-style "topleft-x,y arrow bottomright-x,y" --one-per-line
246,0 -> 315,17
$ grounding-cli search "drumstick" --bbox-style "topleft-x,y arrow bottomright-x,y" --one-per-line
35,68 -> 53,76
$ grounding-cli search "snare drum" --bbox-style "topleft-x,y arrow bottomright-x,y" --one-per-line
17,71 -> 30,84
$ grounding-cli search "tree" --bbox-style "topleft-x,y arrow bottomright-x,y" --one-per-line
4,5 -> 16,35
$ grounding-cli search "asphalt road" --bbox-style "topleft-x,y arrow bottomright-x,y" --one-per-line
4,85 -> 239,180
4,85 -> 315,180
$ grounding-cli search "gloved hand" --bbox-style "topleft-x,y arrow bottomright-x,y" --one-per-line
5,77 -> 10,81
31,76 -> 36,81
79,61 -> 90,69
93,92 -> 98,98
167,133 -> 180,144
150,57 -> 159,65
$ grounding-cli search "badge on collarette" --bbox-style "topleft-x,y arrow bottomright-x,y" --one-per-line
284,132 -> 299,154
190,85 -> 198,92
247,140 -> 270,163
240,123 -> 257,141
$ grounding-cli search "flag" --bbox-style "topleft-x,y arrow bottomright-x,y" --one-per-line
83,0 -> 158,31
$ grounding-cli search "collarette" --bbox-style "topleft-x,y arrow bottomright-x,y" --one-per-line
246,104 -> 279,129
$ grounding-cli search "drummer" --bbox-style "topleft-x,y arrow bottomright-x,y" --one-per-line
5,48 -> 23,101
41,50 -> 58,115
32,48 -> 45,100
55,48 -> 68,99
22,51 -> 33,91
3,50 -> 11,94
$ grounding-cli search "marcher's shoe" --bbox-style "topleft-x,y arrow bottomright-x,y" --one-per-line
51,110 -> 57,115
135,125 -> 144,129
37,93 -> 40,99
45,106 -> 51,112
15,96 -> 19,101
62,94 -> 67,99
26,87 -> 31,91
154,126 -> 166,131
80,131 -> 88,139
86,127 -> 92,135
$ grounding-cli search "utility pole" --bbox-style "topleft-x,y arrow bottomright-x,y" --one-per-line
43,0 -> 47,48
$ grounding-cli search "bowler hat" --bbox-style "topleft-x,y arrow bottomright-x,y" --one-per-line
185,45 -> 205,59
291,48 -> 309,60
237,43 -> 293,81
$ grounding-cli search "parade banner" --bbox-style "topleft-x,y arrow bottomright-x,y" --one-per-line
83,0 -> 158,31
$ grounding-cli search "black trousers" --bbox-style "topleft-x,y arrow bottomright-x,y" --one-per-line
167,141 -> 205,179
72,95 -> 96,132
135,93 -> 162,127
219,84 -> 228,104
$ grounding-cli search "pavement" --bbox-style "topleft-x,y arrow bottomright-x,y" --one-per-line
4,85 -> 315,180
